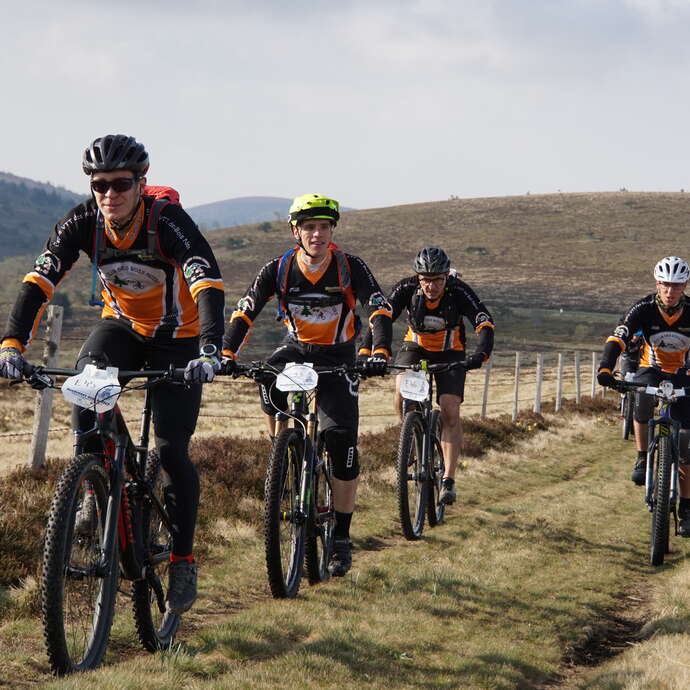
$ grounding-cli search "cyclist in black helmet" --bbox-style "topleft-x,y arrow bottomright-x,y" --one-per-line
359,246 -> 494,505
0,134 -> 226,613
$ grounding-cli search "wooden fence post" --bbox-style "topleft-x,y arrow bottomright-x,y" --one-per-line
574,351 -> 581,405
591,352 -> 596,397
534,352 -> 543,414
29,305 -> 63,471
481,359 -> 492,419
512,351 -> 520,421
555,352 -> 564,412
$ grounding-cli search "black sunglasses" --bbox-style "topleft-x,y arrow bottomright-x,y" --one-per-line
90,177 -> 139,194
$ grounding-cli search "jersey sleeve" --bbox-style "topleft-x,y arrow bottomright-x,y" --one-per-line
157,205 -> 225,349
1,201 -> 94,350
348,254 -> 393,356
222,258 -> 280,358
454,281 -> 495,359
599,299 -> 646,372
357,278 -> 411,356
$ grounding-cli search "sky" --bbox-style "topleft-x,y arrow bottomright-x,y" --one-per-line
3,0 -> 690,210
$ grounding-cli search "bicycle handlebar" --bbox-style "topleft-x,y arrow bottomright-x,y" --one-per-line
222,361 -> 364,380
20,363 -> 188,389
389,361 -> 468,374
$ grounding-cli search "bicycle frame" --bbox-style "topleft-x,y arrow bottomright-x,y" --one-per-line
645,397 -> 681,515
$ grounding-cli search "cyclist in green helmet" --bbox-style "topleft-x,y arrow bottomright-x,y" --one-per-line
222,193 -> 392,576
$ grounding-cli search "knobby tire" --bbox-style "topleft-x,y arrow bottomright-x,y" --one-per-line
427,410 -> 446,527
264,429 -> 306,598
621,393 -> 634,441
132,451 -> 180,651
397,411 -> 427,540
41,453 -> 118,675
305,444 -> 335,584
650,435 -> 672,566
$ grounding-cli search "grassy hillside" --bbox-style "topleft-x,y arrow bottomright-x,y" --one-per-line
0,174 -> 84,262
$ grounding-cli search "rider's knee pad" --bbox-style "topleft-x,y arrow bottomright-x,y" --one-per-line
324,427 -> 359,481
679,430 -> 690,464
634,392 -> 655,424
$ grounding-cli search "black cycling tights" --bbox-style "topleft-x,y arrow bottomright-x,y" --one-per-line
72,319 -> 202,557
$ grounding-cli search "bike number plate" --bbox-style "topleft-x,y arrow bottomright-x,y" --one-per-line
400,370 -> 429,402
276,362 -> 319,392
62,364 -> 122,413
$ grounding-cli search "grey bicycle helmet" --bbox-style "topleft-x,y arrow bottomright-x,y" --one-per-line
82,134 -> 149,175
413,247 -> 451,275
654,256 -> 690,283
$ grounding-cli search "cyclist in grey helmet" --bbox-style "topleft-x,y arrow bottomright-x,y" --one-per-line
359,246 -> 494,505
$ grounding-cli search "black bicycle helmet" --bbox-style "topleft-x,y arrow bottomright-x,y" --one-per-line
413,247 -> 450,275
82,134 -> 149,175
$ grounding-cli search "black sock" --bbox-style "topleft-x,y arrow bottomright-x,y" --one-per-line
334,511 -> 352,540
680,497 -> 690,510
637,450 -> 646,461
442,477 -> 455,488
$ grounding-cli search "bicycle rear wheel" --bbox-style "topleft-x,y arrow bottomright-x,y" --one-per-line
305,444 -> 335,584
621,392 -> 634,441
397,411 -> 427,540
264,428 -> 306,598
41,453 -> 118,675
650,435 -> 672,566
427,410 -> 446,527
132,451 -> 180,651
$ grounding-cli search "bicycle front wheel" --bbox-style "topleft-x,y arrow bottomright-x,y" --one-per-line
132,451 -> 180,651
427,410 -> 446,527
41,453 -> 118,675
650,435 -> 672,566
397,411 -> 427,540
305,444 -> 335,584
264,429 -> 306,598
621,392 -> 634,441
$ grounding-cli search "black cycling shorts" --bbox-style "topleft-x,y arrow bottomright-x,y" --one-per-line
260,338 -> 359,434
632,367 -> 690,429
395,343 -> 466,402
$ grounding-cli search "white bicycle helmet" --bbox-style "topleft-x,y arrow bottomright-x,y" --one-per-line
654,256 -> 690,283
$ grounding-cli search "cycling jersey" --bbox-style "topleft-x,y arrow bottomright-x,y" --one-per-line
358,275 -> 494,357
222,247 -> 392,356
2,195 -> 225,350
600,294 -> 690,374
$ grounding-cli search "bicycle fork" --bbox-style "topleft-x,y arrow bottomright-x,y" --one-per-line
645,418 -> 679,526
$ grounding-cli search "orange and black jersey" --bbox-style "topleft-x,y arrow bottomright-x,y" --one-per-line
600,294 -> 690,374
359,275 -> 494,356
222,247 -> 392,356
2,196 -> 225,350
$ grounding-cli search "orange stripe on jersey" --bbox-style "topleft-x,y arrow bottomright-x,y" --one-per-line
296,249 -> 332,285
1,337 -> 25,352
189,279 -> 224,301
640,343 -> 686,373
103,204 -> 144,250
476,321 -> 494,333
23,273 -> 55,300
606,335 -> 626,351
660,308 -> 684,326
370,307 -> 393,319
403,326 -> 464,351
231,311 -> 253,327
292,314 -> 339,344
27,303 -> 48,346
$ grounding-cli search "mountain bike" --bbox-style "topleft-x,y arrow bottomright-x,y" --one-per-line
391,361 -> 465,540
234,361 -> 360,598
19,363 -> 188,674
612,374 -> 689,565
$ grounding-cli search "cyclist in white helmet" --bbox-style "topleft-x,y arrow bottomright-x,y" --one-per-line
598,256 -> 690,534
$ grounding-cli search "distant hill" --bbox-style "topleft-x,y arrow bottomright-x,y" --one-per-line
0,172 -> 85,261
187,196 -> 293,230
186,196 -> 355,230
